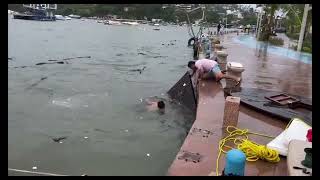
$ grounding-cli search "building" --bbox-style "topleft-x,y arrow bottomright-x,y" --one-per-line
22,4 -> 57,10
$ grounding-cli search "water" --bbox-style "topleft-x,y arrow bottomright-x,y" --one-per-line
233,35 -> 312,64
8,18 -> 196,175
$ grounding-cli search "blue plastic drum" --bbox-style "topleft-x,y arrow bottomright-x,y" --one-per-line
224,149 -> 246,176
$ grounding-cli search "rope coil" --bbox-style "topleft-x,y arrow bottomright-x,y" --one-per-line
215,126 -> 280,176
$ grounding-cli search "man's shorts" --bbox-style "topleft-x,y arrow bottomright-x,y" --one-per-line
208,64 -> 221,79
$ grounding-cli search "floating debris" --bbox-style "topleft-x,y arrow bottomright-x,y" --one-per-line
138,52 -> 147,56
35,61 -> 64,66
52,136 -> 67,143
84,136 -> 88,139
62,56 -> 91,61
13,66 -> 28,69
130,66 -> 146,74
183,83 -> 186,87
146,153 -> 150,157
124,129 -> 129,133
27,77 -> 48,89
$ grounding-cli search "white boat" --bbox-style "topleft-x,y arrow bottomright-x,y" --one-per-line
105,20 -> 122,25
122,21 -> 139,25
68,14 -> 81,19
55,15 -> 65,20
65,17 -> 71,20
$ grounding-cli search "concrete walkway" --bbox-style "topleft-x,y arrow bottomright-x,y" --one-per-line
167,33 -> 312,176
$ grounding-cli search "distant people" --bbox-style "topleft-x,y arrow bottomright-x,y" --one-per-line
217,22 -> 222,34
145,99 -> 165,113
187,59 -> 240,84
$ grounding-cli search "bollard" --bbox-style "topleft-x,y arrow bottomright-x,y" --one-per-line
223,96 -> 240,128
216,50 -> 228,71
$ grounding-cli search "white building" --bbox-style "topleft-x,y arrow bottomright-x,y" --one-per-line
22,4 -> 57,10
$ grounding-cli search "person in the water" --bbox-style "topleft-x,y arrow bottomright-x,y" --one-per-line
188,59 -> 240,85
145,99 -> 165,113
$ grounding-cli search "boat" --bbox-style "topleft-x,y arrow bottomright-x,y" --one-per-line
105,20 -> 122,25
65,16 -> 71,20
97,20 -> 104,23
13,4 -> 57,21
122,21 -> 139,25
68,14 -> 81,19
55,15 -> 65,20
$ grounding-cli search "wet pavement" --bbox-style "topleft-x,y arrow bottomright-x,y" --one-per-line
167,81 -> 287,176
167,33 -> 311,176
223,34 -> 312,98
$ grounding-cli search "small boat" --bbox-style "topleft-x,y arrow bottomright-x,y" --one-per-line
65,17 -> 71,20
68,14 -> 81,19
123,21 -> 139,25
97,20 -> 104,23
105,20 -> 122,25
55,15 -> 65,20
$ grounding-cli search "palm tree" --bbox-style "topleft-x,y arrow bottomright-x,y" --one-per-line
258,4 -> 279,41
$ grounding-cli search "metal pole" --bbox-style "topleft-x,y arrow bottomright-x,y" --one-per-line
255,12 -> 259,37
226,13 -> 227,29
297,4 -> 309,52
257,13 -> 262,40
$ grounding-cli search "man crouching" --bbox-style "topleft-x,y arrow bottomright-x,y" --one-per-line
187,59 -> 240,85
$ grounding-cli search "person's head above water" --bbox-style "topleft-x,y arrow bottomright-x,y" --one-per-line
188,61 -> 197,71
157,101 -> 165,109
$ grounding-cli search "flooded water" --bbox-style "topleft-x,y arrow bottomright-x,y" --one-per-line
224,34 -> 312,98
8,17 -> 312,176
8,18 -> 196,175
233,35 -> 312,64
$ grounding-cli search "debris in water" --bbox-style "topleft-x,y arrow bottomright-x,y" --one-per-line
59,141 -> 63,144
52,136 -> 67,142
84,136 -> 88,139
146,153 -> 150,157
124,129 -> 129,133
63,56 -> 91,61
183,83 -> 186,87
32,166 -> 37,170
138,52 -> 147,56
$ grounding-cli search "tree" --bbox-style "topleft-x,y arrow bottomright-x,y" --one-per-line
259,4 -> 280,41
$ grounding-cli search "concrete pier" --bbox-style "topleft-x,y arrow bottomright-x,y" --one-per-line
166,32 -> 311,176
167,80 -> 287,176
